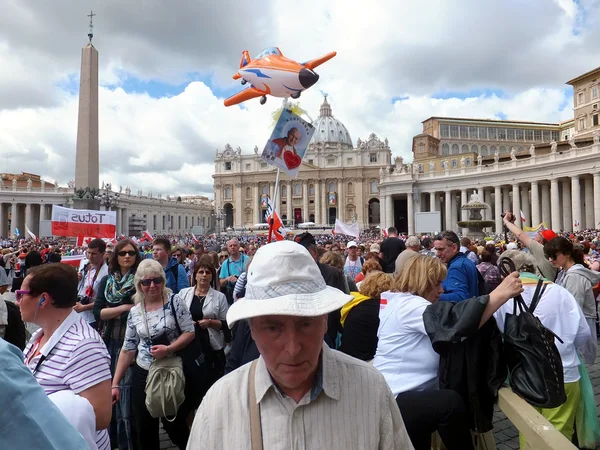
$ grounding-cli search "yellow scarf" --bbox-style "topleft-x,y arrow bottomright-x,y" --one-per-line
340,292 -> 370,327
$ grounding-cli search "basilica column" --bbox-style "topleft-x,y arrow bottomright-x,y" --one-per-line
531,181 -> 540,227
512,184 -> 521,229
520,184 -> 530,227
287,181 -> 293,224
594,174 -> 600,229
10,203 -> 17,237
551,178 -> 561,231
444,191 -> 452,230
407,193 -> 414,235
502,187 -> 510,214
122,207 -> 129,236
429,192 -> 436,212
337,179 -> 343,220
460,189 -> 468,235
483,189 -> 491,222
494,186 -> 502,234
234,183 -> 243,228
314,180 -> 321,225
0,204 -> 5,238
380,194 -> 387,232
386,195 -> 394,230
585,177 -> 594,229
302,182 -> 309,224
253,185 -> 260,224
24,203 -> 33,235
571,176 -> 581,231
450,192 -> 457,233
321,181 -> 328,226
541,183 -> 550,228
562,180 -> 572,231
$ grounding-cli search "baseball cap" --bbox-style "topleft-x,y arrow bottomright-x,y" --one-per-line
370,243 -> 380,253
347,241 -> 358,248
294,232 -> 316,249
540,230 -> 558,242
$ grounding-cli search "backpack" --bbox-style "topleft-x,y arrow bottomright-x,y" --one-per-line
141,298 -> 185,420
2,301 -> 26,350
144,355 -> 186,420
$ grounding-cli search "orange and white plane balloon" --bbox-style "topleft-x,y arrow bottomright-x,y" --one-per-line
224,47 -> 336,107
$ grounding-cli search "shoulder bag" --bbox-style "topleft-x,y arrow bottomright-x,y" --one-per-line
501,258 -> 566,408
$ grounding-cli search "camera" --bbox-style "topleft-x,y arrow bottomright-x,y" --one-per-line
77,295 -> 91,305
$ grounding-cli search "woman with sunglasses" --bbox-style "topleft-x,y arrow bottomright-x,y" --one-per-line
544,237 -> 600,364
176,255 -> 230,406
93,239 -> 142,450
18,263 -> 112,450
110,259 -> 194,450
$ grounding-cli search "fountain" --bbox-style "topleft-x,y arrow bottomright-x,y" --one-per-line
457,191 -> 495,240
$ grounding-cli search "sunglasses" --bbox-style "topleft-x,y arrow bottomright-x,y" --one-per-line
15,290 -> 31,302
118,250 -> 137,257
140,277 -> 164,287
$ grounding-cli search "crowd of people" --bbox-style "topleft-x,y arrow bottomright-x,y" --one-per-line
1,214 -> 600,449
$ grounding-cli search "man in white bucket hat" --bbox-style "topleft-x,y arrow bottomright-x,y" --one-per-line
188,240 -> 413,450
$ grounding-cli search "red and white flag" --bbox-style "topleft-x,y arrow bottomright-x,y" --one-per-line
76,236 -> 94,247
520,210 -> 526,223
25,224 -> 39,242
382,228 -> 388,238
51,205 -> 116,238
265,198 -> 286,242
61,254 -> 85,268
574,220 -> 580,228
142,230 -> 154,242
191,233 -> 199,244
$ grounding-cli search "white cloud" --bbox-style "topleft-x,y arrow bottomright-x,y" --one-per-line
0,0 -> 599,198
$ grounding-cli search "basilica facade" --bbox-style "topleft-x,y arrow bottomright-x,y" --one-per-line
213,97 -> 392,230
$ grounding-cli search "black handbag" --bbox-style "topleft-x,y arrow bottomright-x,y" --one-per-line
170,297 -> 208,408
502,268 -> 566,409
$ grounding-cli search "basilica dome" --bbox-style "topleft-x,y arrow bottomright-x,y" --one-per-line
310,96 -> 353,148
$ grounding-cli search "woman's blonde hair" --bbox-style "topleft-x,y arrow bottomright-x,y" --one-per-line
132,259 -> 172,304
392,254 -> 447,298
361,258 -> 382,275
320,251 -> 344,270
359,271 -> 392,300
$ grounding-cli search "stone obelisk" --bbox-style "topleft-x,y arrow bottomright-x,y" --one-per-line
74,11 -> 99,190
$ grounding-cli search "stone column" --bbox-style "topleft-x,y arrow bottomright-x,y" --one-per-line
494,186 -> 502,234
314,180 -> 321,225
10,203 -> 17,237
585,177 -> 594,229
444,191 -> 452,230
122,207 -> 129,236
551,178 -> 561,231
562,180 -> 572,231
234,184 -> 243,228
521,184 -> 530,227
541,183 -> 550,228
503,187 -> 510,214
571,176 -> 581,231
25,203 -> 32,234
460,189 -> 468,234
595,173 -> 600,229
407,193 -> 414,235
286,181 -> 293,225
380,194 -> 387,232
531,181 -> 540,226
483,189 -> 491,222
253,185 -> 260,224
429,192 -> 436,212
337,179 -> 343,220
115,208 -> 122,236
302,182 -> 309,223
512,184 -> 521,229
478,188 -> 485,220
386,195 -> 394,229
451,192 -> 457,233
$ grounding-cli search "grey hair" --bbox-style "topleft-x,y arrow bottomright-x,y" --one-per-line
497,250 -> 537,275
405,235 -> 421,249
132,259 -> 172,304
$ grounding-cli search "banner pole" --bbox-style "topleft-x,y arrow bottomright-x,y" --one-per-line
267,168 -> 281,243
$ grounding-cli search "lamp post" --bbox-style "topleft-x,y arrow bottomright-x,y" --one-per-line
97,183 -> 120,210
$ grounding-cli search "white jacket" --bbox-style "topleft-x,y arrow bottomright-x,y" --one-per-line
176,287 -> 229,350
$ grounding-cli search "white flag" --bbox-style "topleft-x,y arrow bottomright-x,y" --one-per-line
25,224 -> 38,242
334,219 -> 359,238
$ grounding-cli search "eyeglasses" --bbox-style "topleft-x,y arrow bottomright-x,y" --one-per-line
140,277 -> 164,287
118,250 -> 137,257
15,290 -> 31,302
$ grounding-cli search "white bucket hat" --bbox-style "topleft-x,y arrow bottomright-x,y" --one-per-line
226,240 -> 353,326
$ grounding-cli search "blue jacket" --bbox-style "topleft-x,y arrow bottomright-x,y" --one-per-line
164,258 -> 189,294
440,252 -> 479,302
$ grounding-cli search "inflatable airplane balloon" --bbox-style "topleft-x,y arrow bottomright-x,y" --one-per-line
224,47 -> 336,107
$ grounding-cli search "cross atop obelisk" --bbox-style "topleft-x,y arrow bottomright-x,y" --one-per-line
74,12 -> 100,190
87,10 -> 96,43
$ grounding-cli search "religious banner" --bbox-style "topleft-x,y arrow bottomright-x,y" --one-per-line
328,192 -> 337,206
261,108 -> 315,178
51,205 -> 117,238
260,194 -> 269,208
